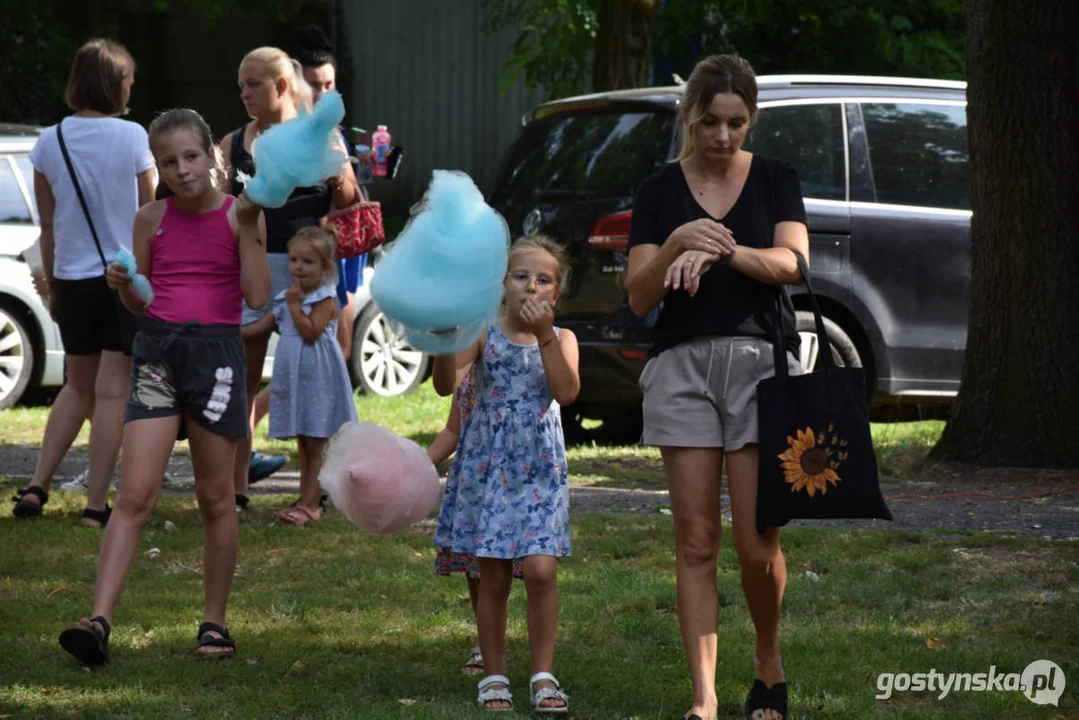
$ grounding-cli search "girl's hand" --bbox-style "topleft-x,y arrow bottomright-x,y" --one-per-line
672,219 -> 736,257
285,281 -> 304,307
520,297 -> 556,342
105,261 -> 132,291
665,248 -> 725,295
234,192 -> 262,225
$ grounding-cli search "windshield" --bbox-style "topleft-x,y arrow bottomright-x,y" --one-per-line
490,106 -> 674,205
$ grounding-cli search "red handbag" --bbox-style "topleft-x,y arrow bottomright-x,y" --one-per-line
329,200 -> 385,259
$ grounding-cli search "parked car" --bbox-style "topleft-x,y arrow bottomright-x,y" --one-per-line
489,75 -> 971,442
0,124 -> 430,408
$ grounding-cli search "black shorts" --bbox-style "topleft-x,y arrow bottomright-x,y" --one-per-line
125,319 -> 249,439
52,276 -> 136,356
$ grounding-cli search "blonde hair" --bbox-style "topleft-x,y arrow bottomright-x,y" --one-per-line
241,46 -> 313,114
289,226 -> 339,287
64,38 -> 135,115
677,54 -> 758,161
148,109 -> 228,192
508,235 -> 568,294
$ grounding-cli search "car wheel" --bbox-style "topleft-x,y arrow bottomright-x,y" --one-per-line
350,304 -> 429,397
0,303 -> 35,410
795,310 -> 862,370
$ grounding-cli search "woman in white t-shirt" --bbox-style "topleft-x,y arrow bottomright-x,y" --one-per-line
12,39 -> 156,527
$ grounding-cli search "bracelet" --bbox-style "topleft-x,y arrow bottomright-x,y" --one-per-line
539,335 -> 557,349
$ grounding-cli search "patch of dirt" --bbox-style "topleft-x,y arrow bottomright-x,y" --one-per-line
2,449 -> 1077,538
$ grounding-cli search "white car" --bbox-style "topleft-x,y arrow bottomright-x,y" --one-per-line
0,124 -> 429,409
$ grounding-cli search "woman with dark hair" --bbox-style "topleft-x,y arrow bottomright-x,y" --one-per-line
625,54 -> 808,720
293,24 -> 368,361
13,39 -> 156,528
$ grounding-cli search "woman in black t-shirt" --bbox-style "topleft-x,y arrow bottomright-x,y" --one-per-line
624,55 -> 808,720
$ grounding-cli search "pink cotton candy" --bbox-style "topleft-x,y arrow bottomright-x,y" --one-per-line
318,422 -> 441,533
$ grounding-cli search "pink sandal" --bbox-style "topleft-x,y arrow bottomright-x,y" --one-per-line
276,504 -> 323,526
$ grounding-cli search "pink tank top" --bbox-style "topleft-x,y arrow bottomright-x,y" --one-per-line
146,196 -> 242,325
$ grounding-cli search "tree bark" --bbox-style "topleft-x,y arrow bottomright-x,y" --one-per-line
593,0 -> 657,91
931,0 -> 1078,468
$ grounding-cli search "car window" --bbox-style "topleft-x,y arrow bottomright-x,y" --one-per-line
0,157 -> 33,224
490,108 -> 674,204
13,155 -> 38,218
861,102 -> 969,210
745,103 -> 846,201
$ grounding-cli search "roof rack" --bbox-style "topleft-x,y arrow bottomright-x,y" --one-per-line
756,74 -> 966,90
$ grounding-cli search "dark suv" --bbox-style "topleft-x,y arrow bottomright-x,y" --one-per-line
488,75 -> 970,442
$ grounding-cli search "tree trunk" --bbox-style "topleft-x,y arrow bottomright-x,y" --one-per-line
931,0 -> 1078,468
593,0 -> 657,91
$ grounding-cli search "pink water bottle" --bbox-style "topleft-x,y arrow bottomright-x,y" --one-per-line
372,125 -> 391,177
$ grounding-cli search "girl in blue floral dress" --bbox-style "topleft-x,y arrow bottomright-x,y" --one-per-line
433,236 -> 580,713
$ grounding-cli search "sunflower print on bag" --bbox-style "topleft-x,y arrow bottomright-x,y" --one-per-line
778,422 -> 847,497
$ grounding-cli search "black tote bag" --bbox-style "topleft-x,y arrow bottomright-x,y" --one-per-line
755,251 -> 893,533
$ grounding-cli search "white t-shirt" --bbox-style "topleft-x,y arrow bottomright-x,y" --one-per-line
29,117 -> 156,280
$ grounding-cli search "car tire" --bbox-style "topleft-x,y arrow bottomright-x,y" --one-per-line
349,303 -> 429,397
795,311 -> 862,372
0,302 -> 36,410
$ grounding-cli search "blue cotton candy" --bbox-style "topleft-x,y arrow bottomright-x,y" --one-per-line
113,248 -> 154,305
369,170 -> 509,354
237,90 -> 347,208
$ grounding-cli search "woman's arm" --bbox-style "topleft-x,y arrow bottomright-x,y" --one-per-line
288,296 -> 336,344
233,194 -> 271,309
326,141 -> 359,208
625,219 -> 735,316
136,168 -> 157,207
433,337 -> 483,397
33,172 -> 57,299
241,311 -> 276,340
727,221 -> 809,285
218,132 -> 235,187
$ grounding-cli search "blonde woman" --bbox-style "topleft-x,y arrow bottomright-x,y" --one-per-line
219,47 -> 359,510
625,55 -> 808,720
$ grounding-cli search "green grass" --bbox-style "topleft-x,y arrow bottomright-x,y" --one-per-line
0,382 -> 945,480
0,493 -> 1075,718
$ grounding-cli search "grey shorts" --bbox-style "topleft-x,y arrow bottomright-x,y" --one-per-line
639,336 -> 803,451
125,319 -> 249,439
241,252 -> 291,325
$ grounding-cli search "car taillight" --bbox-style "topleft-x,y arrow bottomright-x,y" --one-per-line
588,210 -> 632,253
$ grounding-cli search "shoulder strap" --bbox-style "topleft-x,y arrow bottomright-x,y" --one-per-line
56,120 -> 109,271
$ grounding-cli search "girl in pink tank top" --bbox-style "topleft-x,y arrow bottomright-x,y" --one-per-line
59,109 -> 270,667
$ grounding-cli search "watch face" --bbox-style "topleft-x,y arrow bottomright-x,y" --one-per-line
522,208 -> 542,236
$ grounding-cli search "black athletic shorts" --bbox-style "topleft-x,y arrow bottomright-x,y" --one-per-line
51,275 -> 136,356
125,319 -> 249,439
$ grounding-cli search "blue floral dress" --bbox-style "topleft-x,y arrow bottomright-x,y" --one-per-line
268,285 -> 357,439
434,323 -> 571,560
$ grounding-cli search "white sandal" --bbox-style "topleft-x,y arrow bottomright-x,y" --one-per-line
530,671 -> 569,714
477,674 -> 513,712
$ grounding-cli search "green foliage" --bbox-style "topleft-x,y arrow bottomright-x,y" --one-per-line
486,0 -> 966,101
483,0 -> 598,98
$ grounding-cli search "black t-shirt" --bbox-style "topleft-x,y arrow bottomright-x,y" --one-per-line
229,126 -> 332,255
628,155 -> 807,357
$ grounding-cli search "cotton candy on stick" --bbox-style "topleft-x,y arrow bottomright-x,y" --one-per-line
113,248 -> 154,305
369,170 -> 509,354
318,422 -> 441,534
237,90 -> 347,208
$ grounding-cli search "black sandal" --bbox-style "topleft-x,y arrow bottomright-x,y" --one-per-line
80,505 -> 112,528
59,615 -> 111,666
196,622 -> 236,659
12,486 -> 48,518
745,679 -> 788,720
